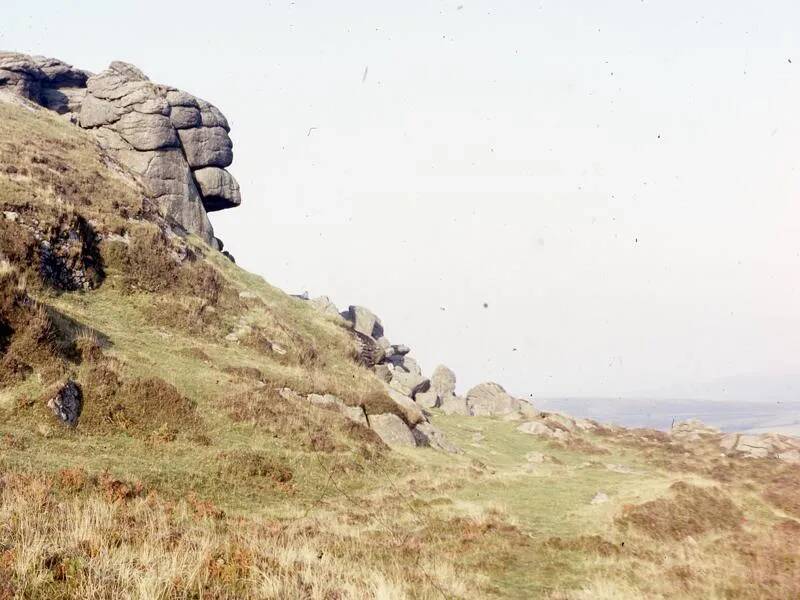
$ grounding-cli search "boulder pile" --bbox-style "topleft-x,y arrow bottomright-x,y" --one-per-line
303,297 -> 544,449
0,52 -> 240,249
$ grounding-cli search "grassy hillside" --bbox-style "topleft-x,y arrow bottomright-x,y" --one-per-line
1,100 -> 799,599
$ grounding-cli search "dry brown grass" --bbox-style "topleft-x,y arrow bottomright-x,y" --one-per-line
0,270 -> 67,386
615,481 -> 742,540
223,387 -> 385,456
79,367 -> 205,440
0,468 -> 508,599
763,471 -> 800,517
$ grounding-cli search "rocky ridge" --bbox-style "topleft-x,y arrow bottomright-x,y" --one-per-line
0,52 -> 239,250
302,298 -> 552,450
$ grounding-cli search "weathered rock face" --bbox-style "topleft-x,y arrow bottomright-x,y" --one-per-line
369,413 -> 417,447
431,365 -> 457,398
0,53 -> 241,248
721,432 -> 800,461
466,382 -> 522,416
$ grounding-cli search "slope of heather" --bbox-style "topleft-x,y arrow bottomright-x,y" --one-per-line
1,95 -> 799,599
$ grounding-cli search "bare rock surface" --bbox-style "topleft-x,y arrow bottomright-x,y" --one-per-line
0,52 -> 242,247
369,413 -> 417,447
721,432 -> 800,461
430,365 -> 457,398
466,382 -> 521,416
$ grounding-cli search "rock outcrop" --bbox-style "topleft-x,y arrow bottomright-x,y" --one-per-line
0,52 -> 241,248
466,382 -> 526,417
720,432 -> 800,462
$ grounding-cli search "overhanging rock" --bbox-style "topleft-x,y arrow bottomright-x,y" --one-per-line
0,52 -> 242,248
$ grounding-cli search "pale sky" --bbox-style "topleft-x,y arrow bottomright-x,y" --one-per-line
4,1 -> 800,400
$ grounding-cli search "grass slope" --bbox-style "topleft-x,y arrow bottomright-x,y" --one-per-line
1,100 -> 799,599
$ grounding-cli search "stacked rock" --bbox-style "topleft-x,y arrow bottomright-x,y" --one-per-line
0,53 -> 240,249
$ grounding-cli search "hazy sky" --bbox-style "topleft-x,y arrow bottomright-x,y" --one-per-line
4,1 -> 800,399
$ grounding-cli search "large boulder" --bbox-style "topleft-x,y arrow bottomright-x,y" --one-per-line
369,413 -> 417,447
389,370 -> 430,399
343,305 -> 383,339
384,385 -> 426,426
466,382 -> 521,416
517,421 -> 569,441
193,167 -> 242,212
0,53 -> 242,248
431,365 -> 457,398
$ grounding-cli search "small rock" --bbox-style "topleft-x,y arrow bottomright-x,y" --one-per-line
46,380 -> 82,427
590,492 -> 609,505
525,451 -> 551,463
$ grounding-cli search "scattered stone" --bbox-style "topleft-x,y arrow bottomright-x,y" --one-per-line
46,381 -> 83,427
516,421 -> 569,441
525,451 -> 551,464
369,413 -> 417,447
605,463 -> 636,474
671,419 -> 721,439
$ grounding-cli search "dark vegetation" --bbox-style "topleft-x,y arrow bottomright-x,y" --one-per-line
616,481 -> 742,540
